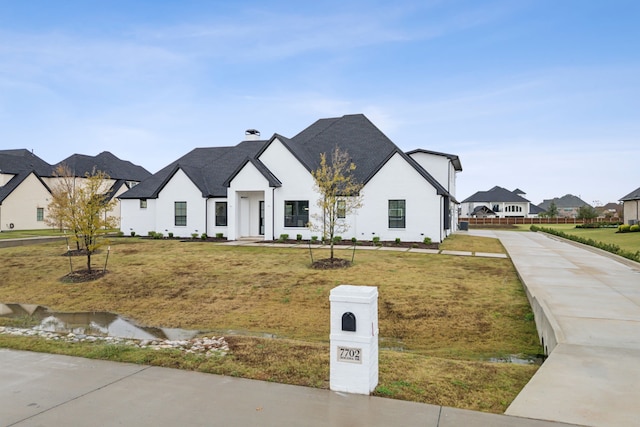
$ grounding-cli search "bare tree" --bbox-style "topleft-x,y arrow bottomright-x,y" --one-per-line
309,147 -> 363,259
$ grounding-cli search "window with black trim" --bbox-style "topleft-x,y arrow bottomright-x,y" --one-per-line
337,200 -> 346,219
215,202 -> 227,226
36,207 -> 44,222
388,199 -> 406,228
175,201 -> 187,226
140,199 -> 147,209
284,200 -> 309,227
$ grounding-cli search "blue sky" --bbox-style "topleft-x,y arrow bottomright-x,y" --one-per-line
1,0 -> 638,206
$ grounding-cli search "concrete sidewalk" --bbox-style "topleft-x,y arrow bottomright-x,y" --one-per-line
1,349 -> 577,427
475,230 -> 640,427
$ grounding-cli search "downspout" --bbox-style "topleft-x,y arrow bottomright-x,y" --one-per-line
205,197 -> 210,235
440,196 -> 444,242
272,187 -> 276,240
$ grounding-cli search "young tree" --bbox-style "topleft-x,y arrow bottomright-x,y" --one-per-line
576,205 -> 598,221
47,166 -> 117,273
46,164 -> 81,250
309,147 -> 364,259
546,201 -> 559,218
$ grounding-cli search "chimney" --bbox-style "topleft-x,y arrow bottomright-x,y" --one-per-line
245,129 -> 260,141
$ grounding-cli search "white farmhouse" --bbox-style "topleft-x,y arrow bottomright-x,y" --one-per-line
119,114 -> 462,243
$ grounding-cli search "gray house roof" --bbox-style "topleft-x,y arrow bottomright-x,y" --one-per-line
0,149 -> 52,176
123,114 -> 457,202
54,151 -> 151,181
0,150 -> 53,204
120,141 -> 269,199
405,148 -> 463,172
539,194 -> 591,210
257,114 -> 453,198
462,186 -> 531,204
620,187 -> 640,201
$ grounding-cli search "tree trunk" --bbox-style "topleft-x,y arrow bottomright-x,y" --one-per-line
86,252 -> 92,273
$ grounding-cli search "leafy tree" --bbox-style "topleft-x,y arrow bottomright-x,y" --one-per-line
309,147 -> 363,259
47,166 -> 117,273
546,201 -> 559,218
576,205 -> 598,220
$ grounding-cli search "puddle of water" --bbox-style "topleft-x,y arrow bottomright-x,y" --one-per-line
488,354 -> 546,365
0,303 -> 199,340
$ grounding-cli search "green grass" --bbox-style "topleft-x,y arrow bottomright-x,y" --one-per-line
530,224 -> 640,253
0,228 -> 66,239
0,235 -> 540,413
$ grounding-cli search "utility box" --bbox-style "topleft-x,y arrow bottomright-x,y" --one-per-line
329,285 -> 378,394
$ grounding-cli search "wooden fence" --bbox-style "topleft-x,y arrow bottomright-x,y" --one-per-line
459,217 -> 622,226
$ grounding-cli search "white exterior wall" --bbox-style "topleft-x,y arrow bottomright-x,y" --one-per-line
357,153 -> 443,242
227,162 -> 272,240
409,152 -> 450,191
120,198 -> 157,236
623,199 -> 640,224
206,198 -> 229,238
0,173 -> 51,231
154,169 -> 206,238
259,139 -> 319,240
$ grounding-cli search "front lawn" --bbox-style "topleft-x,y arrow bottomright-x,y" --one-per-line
0,236 -> 541,413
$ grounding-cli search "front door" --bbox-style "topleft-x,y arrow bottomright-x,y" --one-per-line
259,201 -> 265,235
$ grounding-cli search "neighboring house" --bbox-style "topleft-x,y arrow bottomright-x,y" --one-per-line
119,114 -> 461,243
49,151 -> 152,227
460,186 -> 543,218
595,202 -> 623,219
0,150 -> 53,231
538,194 -> 591,218
620,187 -> 640,225
0,150 -> 150,231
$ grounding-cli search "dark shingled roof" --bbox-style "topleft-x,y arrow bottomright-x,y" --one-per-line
538,194 -> 591,210
54,151 -> 151,181
0,149 -> 52,176
462,186 -> 531,203
405,148 -> 463,172
262,114 -> 452,197
120,141 -> 269,199
0,150 -> 54,204
620,187 -> 640,201
121,114 -> 455,201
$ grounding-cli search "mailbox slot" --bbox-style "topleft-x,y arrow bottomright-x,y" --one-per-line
342,312 -> 356,332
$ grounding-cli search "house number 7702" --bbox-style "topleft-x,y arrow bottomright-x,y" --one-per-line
337,346 -> 362,363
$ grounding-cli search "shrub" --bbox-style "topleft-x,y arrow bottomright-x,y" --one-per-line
351,237 -> 357,243
215,233 -> 224,239
619,224 -> 631,233
333,236 -> 342,243
423,237 -> 432,245
296,234 -> 303,241
278,234 -> 289,242
311,235 -> 318,242
631,225 -> 640,232
372,236 -> 381,245
394,237 -> 401,244
116,231 -> 124,237
191,233 -> 199,239
201,233 -> 208,240
153,232 -> 163,239
148,231 -> 156,237
168,232 -> 174,238
130,231 -> 136,237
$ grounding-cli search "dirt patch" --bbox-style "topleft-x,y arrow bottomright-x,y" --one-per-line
310,258 -> 352,269
61,269 -> 107,283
